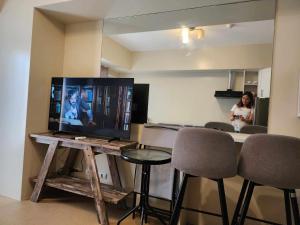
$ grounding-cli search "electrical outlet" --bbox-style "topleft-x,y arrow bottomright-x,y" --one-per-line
100,172 -> 108,180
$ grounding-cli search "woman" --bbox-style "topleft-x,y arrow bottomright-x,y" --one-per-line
230,91 -> 254,132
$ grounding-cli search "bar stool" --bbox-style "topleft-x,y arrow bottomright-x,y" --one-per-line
170,128 -> 237,225
205,122 -> 235,132
117,148 -> 172,225
232,134 -> 300,225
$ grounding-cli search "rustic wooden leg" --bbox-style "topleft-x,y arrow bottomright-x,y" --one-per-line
31,141 -> 59,202
61,148 -> 80,176
83,146 -> 109,225
107,155 -> 122,191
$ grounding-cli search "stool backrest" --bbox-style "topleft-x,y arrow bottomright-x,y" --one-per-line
240,125 -> 267,134
239,134 -> 300,189
134,125 -> 178,200
172,128 -> 237,179
141,126 -> 178,149
205,122 -> 234,132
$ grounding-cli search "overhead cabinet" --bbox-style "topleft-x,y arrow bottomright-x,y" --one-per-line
257,67 -> 272,98
242,68 -> 271,98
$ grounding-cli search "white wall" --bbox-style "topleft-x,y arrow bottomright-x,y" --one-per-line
132,44 -> 273,72
0,3 -> 104,200
268,0 -> 300,138
0,0 -> 34,200
128,71 -> 243,126
0,0 -> 70,201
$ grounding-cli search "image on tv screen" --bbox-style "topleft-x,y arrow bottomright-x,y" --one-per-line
49,77 -> 134,139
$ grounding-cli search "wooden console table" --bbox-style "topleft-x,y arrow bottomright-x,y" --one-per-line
30,133 -> 137,225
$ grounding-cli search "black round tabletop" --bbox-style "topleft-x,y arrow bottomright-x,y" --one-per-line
121,149 -> 171,165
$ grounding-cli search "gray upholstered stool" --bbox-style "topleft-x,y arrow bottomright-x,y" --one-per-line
170,128 -> 237,225
240,125 -> 267,134
205,121 -> 235,132
232,134 -> 300,225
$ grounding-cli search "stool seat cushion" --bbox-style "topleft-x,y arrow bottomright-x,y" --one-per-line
171,128 -> 237,179
238,134 -> 300,189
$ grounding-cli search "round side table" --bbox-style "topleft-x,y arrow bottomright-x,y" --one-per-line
117,149 -> 171,225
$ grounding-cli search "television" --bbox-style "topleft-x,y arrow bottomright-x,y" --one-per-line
131,84 -> 149,124
48,77 -> 134,139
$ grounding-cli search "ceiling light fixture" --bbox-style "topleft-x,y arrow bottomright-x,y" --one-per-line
181,27 -> 205,44
181,27 -> 190,44
194,28 -> 205,39
226,24 -> 235,29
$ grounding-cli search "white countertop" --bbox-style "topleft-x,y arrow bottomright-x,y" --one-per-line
227,132 -> 251,143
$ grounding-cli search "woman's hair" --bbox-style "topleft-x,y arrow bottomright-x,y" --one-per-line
237,91 -> 254,108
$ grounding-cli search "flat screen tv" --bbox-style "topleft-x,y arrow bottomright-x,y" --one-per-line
48,77 -> 134,139
131,84 -> 149,124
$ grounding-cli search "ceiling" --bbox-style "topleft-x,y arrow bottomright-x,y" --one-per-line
38,0 -> 276,24
108,20 -> 274,52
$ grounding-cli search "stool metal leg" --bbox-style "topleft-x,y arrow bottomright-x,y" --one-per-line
140,207 -> 145,225
171,169 -> 179,212
117,205 -> 140,225
217,179 -> 229,225
144,165 -> 151,224
118,163 -> 168,225
237,181 -> 255,225
231,180 -> 249,225
139,164 -> 148,224
290,189 -> 300,225
132,192 -> 137,219
284,189 -> 292,225
169,173 -> 189,225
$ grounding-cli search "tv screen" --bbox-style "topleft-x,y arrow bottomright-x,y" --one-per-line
48,77 -> 134,139
131,84 -> 149,124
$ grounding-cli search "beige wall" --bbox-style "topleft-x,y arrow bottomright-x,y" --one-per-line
21,10 -> 66,200
132,44 -> 273,72
268,0 -> 300,138
62,21 -> 111,187
102,35 -> 133,70
63,21 -> 103,76
20,16 -> 104,199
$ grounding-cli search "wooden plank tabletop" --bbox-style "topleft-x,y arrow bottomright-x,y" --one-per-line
30,133 -> 137,155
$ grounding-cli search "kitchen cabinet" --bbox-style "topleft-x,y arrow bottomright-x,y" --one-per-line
243,70 -> 258,95
257,67 -> 272,98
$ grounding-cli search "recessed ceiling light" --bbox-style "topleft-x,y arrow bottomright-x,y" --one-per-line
226,24 -> 235,28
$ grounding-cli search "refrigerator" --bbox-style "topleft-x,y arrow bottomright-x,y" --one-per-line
253,97 -> 269,126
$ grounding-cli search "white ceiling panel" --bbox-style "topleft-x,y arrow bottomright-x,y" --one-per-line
108,20 -> 274,51
38,0 -> 276,24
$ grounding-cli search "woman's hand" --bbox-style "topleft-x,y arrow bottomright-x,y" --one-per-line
229,112 -> 235,121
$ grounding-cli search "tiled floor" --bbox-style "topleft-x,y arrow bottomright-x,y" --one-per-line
0,194 -> 162,225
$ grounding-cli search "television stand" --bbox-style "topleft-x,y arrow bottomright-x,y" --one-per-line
52,130 -> 73,136
107,137 -> 121,142
30,132 -> 137,225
